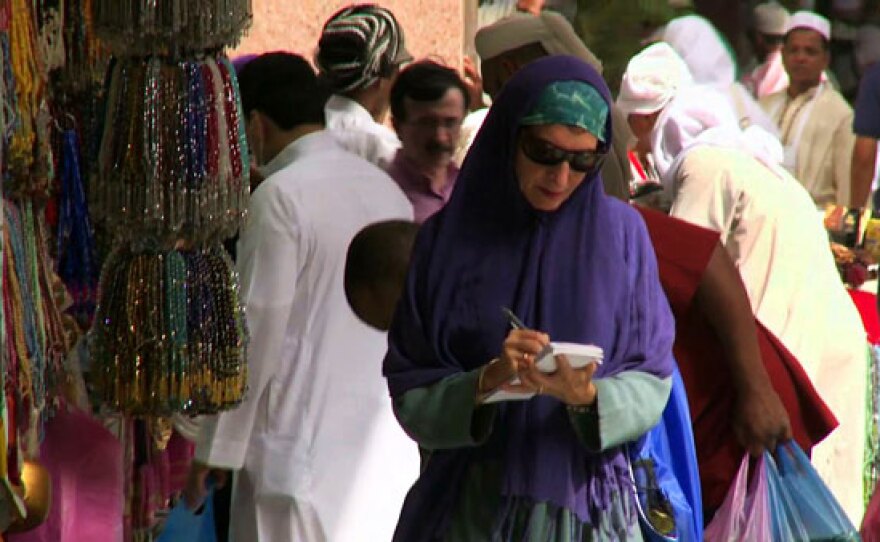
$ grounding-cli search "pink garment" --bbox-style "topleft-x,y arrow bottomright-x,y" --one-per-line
10,405 -> 124,542
743,50 -> 790,99
385,150 -> 458,224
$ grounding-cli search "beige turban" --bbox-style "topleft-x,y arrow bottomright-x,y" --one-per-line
616,42 -> 693,117
475,11 -> 602,73
754,2 -> 790,36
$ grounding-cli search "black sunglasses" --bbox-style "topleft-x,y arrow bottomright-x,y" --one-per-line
519,133 -> 606,174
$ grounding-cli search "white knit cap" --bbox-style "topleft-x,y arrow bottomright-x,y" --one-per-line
475,11 -> 603,73
616,42 -> 693,117
753,2 -> 790,36
786,10 -> 831,40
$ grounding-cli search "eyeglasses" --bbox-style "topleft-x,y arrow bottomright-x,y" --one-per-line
519,133 -> 606,174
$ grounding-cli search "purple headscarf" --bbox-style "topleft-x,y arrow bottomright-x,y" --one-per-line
384,55 -> 674,540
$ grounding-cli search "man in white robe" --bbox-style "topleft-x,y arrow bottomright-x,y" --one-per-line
760,11 -> 856,207
620,43 -> 868,524
184,52 -> 419,542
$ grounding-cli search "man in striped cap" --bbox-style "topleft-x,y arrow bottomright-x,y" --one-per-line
317,4 -> 412,169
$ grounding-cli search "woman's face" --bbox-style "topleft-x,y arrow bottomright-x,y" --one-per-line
515,124 -> 600,212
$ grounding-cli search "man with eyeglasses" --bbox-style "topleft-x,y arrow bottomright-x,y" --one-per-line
387,60 -> 469,223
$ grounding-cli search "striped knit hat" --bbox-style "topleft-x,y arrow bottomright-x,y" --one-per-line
316,4 -> 412,94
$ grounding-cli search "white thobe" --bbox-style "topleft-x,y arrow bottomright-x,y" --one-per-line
669,145 -> 868,524
325,95 -> 401,170
195,130 -> 420,542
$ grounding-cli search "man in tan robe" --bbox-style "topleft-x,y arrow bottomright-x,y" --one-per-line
760,11 -> 855,207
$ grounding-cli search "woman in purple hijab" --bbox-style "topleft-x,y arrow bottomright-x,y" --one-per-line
383,55 -> 675,541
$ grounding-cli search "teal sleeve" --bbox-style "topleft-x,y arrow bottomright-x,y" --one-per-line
569,371 -> 671,451
394,368 -> 498,451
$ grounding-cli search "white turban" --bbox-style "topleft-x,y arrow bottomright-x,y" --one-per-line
662,15 -> 736,89
786,11 -> 831,41
616,42 -> 693,117
475,11 -> 603,73
651,85 -> 785,187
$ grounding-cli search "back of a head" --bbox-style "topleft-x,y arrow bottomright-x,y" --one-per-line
344,220 -> 419,330
753,2 -> 790,37
475,11 -> 602,72
390,60 -> 470,122
238,52 -> 328,130
316,4 -> 410,95
617,42 -> 693,118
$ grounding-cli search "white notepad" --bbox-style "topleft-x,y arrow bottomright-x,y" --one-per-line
482,342 -> 603,403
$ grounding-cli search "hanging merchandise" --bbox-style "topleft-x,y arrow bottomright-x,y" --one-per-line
87,0 -> 252,419
93,54 -> 249,249
92,0 -> 252,55
56,129 -> 99,325
6,0 -> 53,199
3,200 -> 73,453
90,244 -> 247,416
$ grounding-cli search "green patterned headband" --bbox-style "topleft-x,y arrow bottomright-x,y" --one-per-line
519,80 -> 609,142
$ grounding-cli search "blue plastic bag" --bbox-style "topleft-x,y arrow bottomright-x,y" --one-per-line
156,490 -> 218,542
770,442 -> 860,541
629,366 -> 703,541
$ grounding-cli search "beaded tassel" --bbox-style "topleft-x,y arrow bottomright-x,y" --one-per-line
93,54 -> 249,249
90,244 -> 248,416
92,0 -> 253,55
89,0 -> 251,417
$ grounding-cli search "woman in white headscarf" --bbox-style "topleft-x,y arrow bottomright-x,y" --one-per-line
660,15 -> 781,138
619,44 -> 868,523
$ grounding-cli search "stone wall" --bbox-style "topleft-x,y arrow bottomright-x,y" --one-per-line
231,0 -> 466,68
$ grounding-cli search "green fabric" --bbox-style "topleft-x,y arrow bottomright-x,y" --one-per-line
594,372 -> 671,449
519,81 -> 609,142
395,369 -> 670,541
393,369 -> 496,451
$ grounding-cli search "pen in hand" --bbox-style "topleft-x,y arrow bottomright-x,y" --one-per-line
501,306 -> 526,330
501,306 -> 551,361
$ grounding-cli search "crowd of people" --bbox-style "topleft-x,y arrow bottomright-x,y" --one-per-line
175,2 -> 880,541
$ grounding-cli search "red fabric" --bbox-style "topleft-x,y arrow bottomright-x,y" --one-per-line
862,484 -> 880,541
636,206 -> 838,509
848,289 -> 880,345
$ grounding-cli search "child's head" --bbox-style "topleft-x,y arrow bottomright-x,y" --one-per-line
344,220 -> 419,331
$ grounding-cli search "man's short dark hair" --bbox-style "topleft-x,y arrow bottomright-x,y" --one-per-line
390,60 -> 470,122
237,52 -> 329,130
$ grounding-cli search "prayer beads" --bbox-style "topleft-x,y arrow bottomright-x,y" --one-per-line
93,54 -> 250,249
90,244 -> 247,416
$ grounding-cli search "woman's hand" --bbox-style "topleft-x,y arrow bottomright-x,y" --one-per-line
479,329 -> 549,394
502,354 -> 598,406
